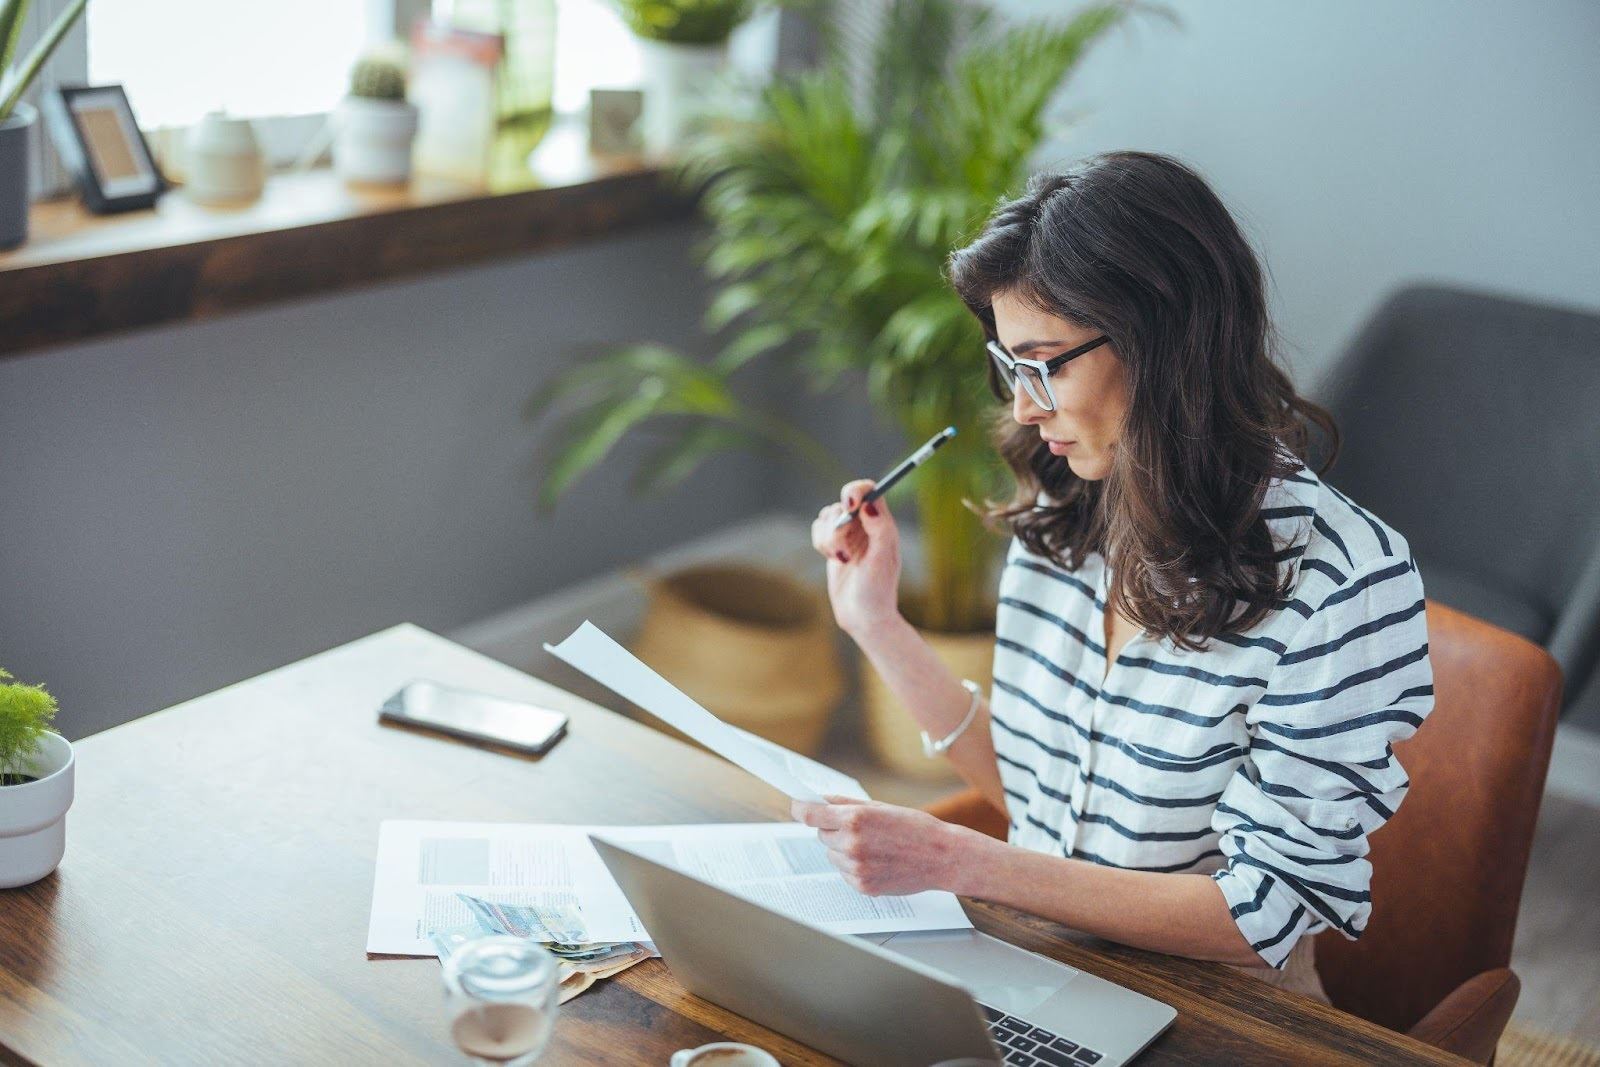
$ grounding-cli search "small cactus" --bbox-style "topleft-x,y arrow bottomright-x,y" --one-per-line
350,49 -> 407,101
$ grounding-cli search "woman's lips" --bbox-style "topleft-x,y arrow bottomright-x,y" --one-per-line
1045,439 -> 1074,456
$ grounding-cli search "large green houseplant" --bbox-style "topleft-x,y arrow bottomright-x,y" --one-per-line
538,0 -> 1126,625
535,0 -> 1129,769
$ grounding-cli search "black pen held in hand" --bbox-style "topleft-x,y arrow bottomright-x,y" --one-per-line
831,426 -> 958,530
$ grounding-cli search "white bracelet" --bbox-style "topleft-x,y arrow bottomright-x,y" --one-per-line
921,679 -> 984,758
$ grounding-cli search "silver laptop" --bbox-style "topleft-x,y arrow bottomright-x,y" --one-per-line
591,836 -> 1175,1067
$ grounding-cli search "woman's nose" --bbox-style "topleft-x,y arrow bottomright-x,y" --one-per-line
1012,385 -> 1048,425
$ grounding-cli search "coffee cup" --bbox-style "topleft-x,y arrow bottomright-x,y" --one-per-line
669,1042 -> 781,1067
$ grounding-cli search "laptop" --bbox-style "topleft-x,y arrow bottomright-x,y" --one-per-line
591,836 -> 1175,1067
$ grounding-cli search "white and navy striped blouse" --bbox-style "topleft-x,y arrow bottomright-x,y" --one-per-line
988,461 -> 1433,968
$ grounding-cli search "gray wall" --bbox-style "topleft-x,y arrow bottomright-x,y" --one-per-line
1010,0 -> 1600,384
0,222 -> 771,739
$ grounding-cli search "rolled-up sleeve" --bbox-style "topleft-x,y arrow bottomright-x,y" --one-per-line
1210,556 -> 1434,968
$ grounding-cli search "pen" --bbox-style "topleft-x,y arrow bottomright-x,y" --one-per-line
831,426 -> 958,530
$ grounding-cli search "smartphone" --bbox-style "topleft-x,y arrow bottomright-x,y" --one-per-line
378,680 -> 568,756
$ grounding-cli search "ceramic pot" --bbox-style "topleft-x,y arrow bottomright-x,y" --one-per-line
0,103 -> 36,250
185,112 -> 265,205
637,39 -> 727,156
0,731 -> 75,888
631,563 -> 844,756
333,97 -> 419,185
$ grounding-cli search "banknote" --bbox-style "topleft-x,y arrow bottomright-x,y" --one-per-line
456,894 -> 588,944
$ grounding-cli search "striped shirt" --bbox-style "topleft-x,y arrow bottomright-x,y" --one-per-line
988,461 -> 1433,968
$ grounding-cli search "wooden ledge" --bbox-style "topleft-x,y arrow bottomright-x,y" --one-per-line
0,122 -> 698,359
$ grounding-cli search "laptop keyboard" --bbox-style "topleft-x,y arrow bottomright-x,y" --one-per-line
981,1003 -> 1104,1066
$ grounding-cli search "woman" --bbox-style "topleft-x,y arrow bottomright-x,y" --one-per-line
802,152 -> 1432,1001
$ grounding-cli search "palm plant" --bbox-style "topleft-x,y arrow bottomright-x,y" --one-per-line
534,0 -> 1131,634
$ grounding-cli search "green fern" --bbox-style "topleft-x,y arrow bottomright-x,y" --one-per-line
534,0 -> 1134,631
0,668 -> 58,784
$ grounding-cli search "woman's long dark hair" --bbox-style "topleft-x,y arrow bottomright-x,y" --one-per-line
946,151 -> 1338,649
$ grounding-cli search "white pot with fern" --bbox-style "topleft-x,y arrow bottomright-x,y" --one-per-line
0,669 -> 72,889
333,46 -> 418,185
620,0 -> 750,156
0,0 -> 87,249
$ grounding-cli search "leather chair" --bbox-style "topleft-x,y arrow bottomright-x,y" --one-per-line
1314,284 -> 1600,732
925,601 -> 1562,1065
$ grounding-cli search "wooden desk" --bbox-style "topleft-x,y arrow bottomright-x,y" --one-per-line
0,626 -> 1465,1065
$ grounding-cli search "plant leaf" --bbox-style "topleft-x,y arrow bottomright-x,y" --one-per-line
0,0 -> 31,77
537,385 -> 668,510
0,0 -> 84,120
631,422 -> 757,494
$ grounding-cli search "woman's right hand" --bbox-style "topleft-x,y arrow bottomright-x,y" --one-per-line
811,479 -> 903,639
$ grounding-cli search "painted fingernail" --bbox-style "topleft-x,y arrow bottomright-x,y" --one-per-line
864,502 -> 879,517
836,552 -> 848,563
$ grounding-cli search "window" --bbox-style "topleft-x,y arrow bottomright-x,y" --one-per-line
87,1 -> 376,130
85,0 -> 642,133
28,0 -> 773,194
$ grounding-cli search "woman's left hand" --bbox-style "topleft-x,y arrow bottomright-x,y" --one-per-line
791,795 -> 987,897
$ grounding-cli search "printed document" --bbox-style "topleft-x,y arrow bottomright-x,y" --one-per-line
544,621 -> 868,803
367,821 -> 972,956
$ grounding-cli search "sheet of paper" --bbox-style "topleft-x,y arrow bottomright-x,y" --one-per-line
543,621 -> 868,803
367,821 -> 971,956
367,821 -> 646,956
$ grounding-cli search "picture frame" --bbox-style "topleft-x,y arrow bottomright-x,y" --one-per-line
42,84 -> 167,214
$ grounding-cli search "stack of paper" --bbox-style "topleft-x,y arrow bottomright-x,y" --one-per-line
367,821 -> 972,956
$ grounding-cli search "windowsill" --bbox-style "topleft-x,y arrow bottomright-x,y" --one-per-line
0,120 -> 697,359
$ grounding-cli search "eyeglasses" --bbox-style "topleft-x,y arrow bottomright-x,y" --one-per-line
985,334 -> 1110,413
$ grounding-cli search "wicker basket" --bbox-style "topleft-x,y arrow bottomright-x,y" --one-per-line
860,611 -> 996,781
630,562 -> 844,756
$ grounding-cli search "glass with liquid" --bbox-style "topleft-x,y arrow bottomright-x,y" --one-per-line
442,935 -> 560,1064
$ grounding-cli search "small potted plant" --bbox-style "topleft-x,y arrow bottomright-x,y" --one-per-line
332,45 -> 418,185
617,0 -> 752,155
0,0 -> 88,249
0,668 -> 73,888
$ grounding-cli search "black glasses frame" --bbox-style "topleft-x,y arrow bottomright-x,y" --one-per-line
985,334 -> 1111,412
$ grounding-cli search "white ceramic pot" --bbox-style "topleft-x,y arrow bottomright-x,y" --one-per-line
333,97 -> 419,185
637,39 -> 727,157
185,111 -> 266,205
0,731 -> 74,888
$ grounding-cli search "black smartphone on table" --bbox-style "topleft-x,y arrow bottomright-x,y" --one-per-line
378,680 -> 568,756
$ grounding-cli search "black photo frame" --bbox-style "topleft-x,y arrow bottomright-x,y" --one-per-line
43,83 -> 167,214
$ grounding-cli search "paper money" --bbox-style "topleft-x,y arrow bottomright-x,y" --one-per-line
432,901 -> 656,1005
557,966 -> 596,1004
457,894 -> 589,944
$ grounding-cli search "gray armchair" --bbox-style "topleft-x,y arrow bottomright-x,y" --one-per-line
1316,283 -> 1600,731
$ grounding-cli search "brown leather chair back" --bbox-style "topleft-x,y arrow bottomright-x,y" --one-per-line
1314,600 -> 1562,1032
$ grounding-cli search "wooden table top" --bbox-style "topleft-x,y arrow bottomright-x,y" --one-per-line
0,624 -> 1465,1066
